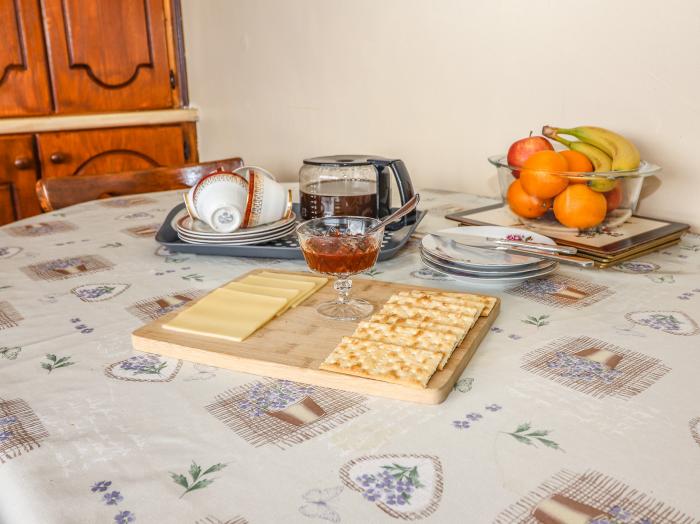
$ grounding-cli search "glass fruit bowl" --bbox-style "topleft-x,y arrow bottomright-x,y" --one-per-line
489,154 -> 661,233
297,216 -> 384,321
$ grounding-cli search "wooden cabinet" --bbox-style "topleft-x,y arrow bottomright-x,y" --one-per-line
0,123 -> 196,225
41,0 -> 176,113
0,0 -> 52,116
0,135 -> 41,223
0,0 -> 184,115
0,1 -> 197,225
36,125 -> 192,178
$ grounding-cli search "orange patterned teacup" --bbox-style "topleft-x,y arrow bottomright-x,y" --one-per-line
192,169 -> 249,232
234,166 -> 293,228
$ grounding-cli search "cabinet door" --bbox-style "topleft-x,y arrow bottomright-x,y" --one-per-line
0,135 -> 41,224
41,0 -> 174,113
0,0 -> 52,116
36,125 -> 189,179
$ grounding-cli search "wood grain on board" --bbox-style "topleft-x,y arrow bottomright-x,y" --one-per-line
132,269 -> 500,404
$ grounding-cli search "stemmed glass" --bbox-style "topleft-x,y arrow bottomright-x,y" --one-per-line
297,216 -> 384,321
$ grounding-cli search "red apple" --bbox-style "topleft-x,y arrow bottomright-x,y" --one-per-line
507,135 -> 554,178
604,183 -> 623,212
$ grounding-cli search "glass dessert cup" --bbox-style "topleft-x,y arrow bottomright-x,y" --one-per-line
297,216 -> 384,321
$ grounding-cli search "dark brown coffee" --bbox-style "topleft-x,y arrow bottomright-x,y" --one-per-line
300,179 -> 377,220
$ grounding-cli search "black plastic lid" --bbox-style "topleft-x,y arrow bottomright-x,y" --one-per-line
303,154 -> 392,167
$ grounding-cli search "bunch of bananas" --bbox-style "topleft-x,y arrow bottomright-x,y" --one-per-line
542,125 -> 640,192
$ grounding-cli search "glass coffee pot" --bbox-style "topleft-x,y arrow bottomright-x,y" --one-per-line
299,155 -> 417,229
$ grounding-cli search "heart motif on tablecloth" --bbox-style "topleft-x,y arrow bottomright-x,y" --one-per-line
0,247 -> 22,259
104,354 -> 182,382
339,454 -> 443,520
625,311 -> 699,336
611,261 -> 660,274
71,283 -> 130,303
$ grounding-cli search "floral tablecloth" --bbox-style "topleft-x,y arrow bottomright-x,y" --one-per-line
1,189 -> 699,524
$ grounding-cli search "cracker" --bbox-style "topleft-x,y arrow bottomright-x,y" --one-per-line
369,313 -> 466,340
396,289 -> 496,316
319,337 -> 441,388
353,321 -> 460,370
388,293 -> 485,318
380,303 -> 479,332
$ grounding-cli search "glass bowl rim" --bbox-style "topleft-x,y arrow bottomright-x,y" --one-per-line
296,215 -> 384,236
488,154 -> 661,179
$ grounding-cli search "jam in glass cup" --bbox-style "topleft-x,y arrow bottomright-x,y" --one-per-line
296,216 -> 384,321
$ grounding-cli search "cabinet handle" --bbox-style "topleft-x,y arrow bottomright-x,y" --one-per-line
50,152 -> 66,164
14,157 -> 32,169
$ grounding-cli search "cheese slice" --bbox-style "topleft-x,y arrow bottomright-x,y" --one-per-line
223,281 -> 300,315
241,274 -> 316,308
255,272 -> 328,307
163,288 -> 287,342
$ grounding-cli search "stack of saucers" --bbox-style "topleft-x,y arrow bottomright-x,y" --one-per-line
174,210 -> 297,246
420,226 -> 559,286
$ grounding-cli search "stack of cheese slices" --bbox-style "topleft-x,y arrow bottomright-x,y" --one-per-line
163,272 -> 327,342
320,289 -> 496,388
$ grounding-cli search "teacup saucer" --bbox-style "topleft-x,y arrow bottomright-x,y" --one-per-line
175,210 -> 296,238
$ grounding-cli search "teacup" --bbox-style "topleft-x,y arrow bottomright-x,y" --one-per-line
183,186 -> 200,220
192,169 -> 248,232
234,166 -> 293,227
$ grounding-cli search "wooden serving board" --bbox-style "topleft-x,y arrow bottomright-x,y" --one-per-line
132,269 -> 500,404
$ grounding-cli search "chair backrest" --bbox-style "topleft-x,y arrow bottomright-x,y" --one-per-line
36,157 -> 244,211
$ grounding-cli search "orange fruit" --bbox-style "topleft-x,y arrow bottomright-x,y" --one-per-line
507,179 -> 551,219
520,150 -> 569,199
553,184 -> 607,229
560,150 -> 593,184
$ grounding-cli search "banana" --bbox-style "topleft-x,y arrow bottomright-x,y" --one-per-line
548,134 -> 612,171
546,131 -> 616,192
542,125 -> 640,171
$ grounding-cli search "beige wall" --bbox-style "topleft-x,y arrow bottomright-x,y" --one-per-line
182,0 -> 700,229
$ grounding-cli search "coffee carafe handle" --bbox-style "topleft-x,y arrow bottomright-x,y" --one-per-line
369,158 -> 417,229
387,159 -> 417,229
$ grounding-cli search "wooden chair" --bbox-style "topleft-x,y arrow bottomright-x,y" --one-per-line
36,157 -> 244,211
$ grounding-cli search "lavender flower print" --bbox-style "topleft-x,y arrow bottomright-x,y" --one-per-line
356,464 -> 423,507
546,351 -> 621,383
114,510 -> 135,524
238,380 -> 315,417
0,430 -> 13,443
103,491 -> 123,505
91,481 -> 112,493
635,313 -> 682,332
120,355 -> 168,375
589,505 -> 652,524
520,279 -> 564,295
46,258 -> 84,271
485,404 -> 502,412
75,286 -> 116,300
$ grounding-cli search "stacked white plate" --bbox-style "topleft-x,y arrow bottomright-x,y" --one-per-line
173,210 -> 297,246
420,226 -> 559,286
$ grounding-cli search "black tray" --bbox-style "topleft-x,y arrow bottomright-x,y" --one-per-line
155,203 -> 426,261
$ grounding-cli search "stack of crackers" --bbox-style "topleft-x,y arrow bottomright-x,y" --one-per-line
319,289 -> 497,388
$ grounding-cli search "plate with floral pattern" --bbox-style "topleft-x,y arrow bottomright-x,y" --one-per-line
422,226 -> 557,270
